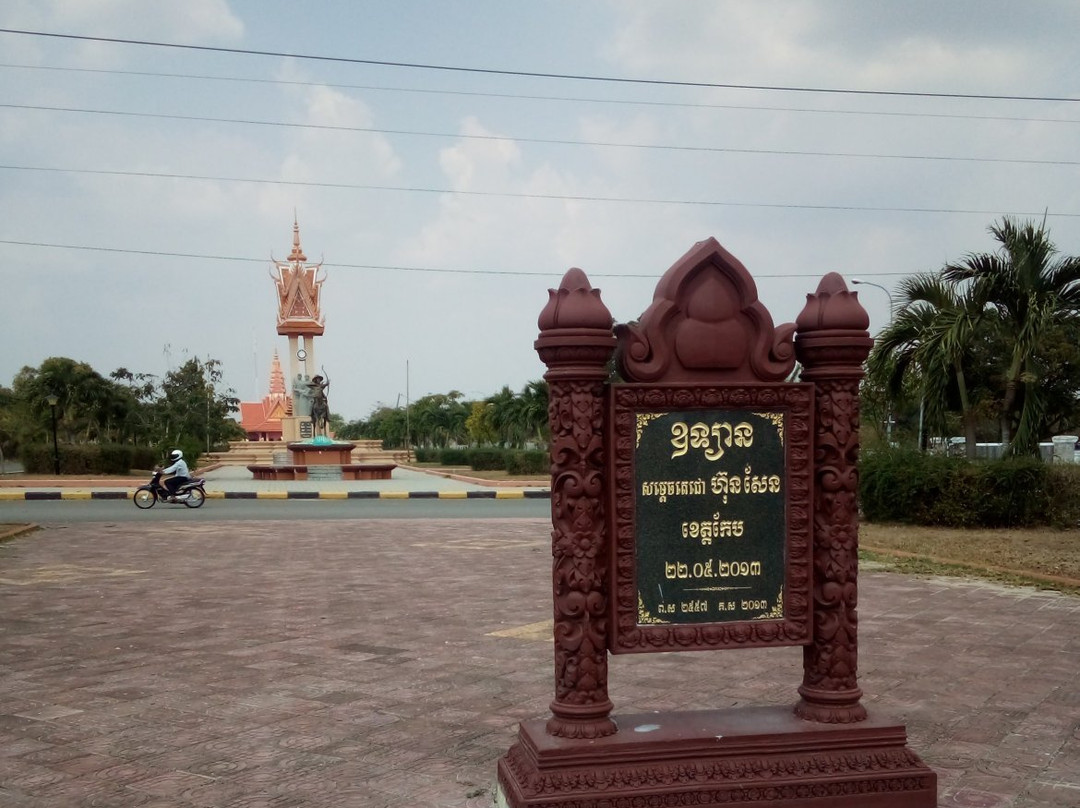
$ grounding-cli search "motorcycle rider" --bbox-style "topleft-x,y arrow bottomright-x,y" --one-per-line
160,449 -> 190,501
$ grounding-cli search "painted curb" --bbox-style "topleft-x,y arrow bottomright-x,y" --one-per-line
0,490 -> 551,501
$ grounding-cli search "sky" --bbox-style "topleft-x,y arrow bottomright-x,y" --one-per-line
1,1 -> 1078,421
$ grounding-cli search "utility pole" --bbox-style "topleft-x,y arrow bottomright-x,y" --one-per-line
205,357 -> 212,454
405,360 -> 411,462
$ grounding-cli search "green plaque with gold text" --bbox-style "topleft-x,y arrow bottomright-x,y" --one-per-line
608,384 -> 813,653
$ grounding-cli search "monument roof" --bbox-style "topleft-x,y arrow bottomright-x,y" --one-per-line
271,216 -> 325,335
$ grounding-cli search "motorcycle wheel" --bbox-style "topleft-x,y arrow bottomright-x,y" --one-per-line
133,488 -> 156,509
183,487 -> 206,508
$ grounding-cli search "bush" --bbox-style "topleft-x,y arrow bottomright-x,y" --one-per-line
129,446 -> 159,472
22,444 -> 87,475
439,448 -> 472,466
859,448 -> 1078,528
469,448 -> 507,471
860,450 -> 967,525
505,450 -> 548,476
412,448 -> 437,463
977,457 -> 1050,528
1046,464 -> 1080,528
19,443 -> 160,475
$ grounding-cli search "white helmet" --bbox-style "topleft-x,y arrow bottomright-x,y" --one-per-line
169,449 -> 183,461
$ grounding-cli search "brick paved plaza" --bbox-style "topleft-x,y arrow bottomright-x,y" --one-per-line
0,518 -> 1077,807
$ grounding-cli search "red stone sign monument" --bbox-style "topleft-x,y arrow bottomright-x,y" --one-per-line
497,239 -> 936,807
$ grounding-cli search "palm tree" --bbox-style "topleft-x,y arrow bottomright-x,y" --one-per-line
868,274 -> 983,458
487,386 -> 522,447
518,380 -> 549,446
409,392 -> 468,448
942,217 -> 1080,456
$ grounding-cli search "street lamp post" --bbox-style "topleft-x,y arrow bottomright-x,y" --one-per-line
46,394 -> 60,475
851,278 -> 894,319
852,278 -> 896,446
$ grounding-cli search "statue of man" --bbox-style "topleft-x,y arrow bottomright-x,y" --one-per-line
292,373 -> 312,417
309,374 -> 330,436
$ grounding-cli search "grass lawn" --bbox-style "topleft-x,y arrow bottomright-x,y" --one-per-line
861,522 -> 1080,596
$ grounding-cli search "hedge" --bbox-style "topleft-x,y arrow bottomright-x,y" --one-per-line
505,450 -> 548,476
469,448 -> 506,471
411,447 -> 549,475
20,444 -> 160,475
439,448 -> 472,466
859,448 -> 1080,528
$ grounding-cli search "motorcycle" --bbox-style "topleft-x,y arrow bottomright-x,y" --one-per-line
133,469 -> 207,509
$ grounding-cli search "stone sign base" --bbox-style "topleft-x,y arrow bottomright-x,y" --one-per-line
497,707 -> 936,808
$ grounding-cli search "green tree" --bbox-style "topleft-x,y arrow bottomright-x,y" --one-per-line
109,367 -> 158,443
409,392 -> 468,448
483,381 -> 550,449
152,358 -> 241,459
1028,322 -> 1080,435
328,412 -> 346,436
486,386 -> 523,447
518,380 -> 549,446
350,405 -> 409,448
867,274 -> 984,458
10,357 -> 123,445
942,217 -> 1080,455
465,400 -> 497,445
0,384 -> 18,460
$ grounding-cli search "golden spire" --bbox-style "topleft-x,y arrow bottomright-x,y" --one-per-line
289,213 -> 306,262
269,349 -> 286,396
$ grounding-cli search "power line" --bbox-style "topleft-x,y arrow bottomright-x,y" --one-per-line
3,164 -> 1076,218
4,62 -> 1079,125
0,238 -> 914,279
2,28 -> 1077,104
6,102 -> 1077,167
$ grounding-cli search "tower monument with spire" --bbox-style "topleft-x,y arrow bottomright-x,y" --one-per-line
272,217 -> 326,441
272,216 -> 325,383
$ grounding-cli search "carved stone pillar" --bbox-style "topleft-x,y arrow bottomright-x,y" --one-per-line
793,273 -> 875,724
534,267 -> 618,739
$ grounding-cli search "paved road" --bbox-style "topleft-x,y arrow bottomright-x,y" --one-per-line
0,497 -> 551,523
1,519 -> 1078,807
0,465 -> 550,523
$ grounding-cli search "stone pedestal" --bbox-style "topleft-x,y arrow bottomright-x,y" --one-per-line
247,439 -> 395,481
286,441 -> 353,465
499,707 -> 936,808
280,416 -> 314,443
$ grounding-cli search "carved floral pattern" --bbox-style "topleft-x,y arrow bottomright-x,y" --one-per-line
615,238 -> 797,384
795,377 -> 867,723
534,268 -> 618,739
546,378 -> 616,737
793,272 -> 874,724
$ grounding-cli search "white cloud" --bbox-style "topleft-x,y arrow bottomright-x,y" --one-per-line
437,116 -> 521,189
601,0 -> 1075,93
